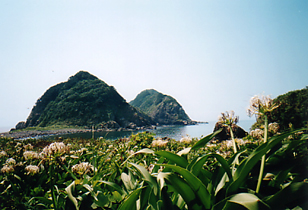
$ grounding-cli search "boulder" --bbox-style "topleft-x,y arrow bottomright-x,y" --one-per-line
100,121 -> 120,129
213,122 -> 247,141
15,121 -> 26,130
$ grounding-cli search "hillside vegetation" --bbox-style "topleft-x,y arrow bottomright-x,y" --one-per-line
25,71 -> 152,128
129,89 -> 193,125
252,86 -> 308,131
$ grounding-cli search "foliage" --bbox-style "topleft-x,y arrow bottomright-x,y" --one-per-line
129,89 -> 192,125
1,125 -> 307,209
252,87 -> 308,131
25,71 -> 152,128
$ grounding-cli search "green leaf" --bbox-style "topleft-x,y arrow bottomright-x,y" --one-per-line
224,193 -> 270,210
121,148 -> 155,166
155,151 -> 188,168
65,181 -> 79,210
161,172 -> 197,209
191,154 -> 232,182
177,147 -> 191,156
100,180 -> 125,195
191,129 -> 222,150
227,131 -> 295,195
159,164 -> 211,209
129,162 -> 158,195
95,191 -> 109,207
264,182 -> 308,209
118,187 -> 144,210
121,172 -> 135,192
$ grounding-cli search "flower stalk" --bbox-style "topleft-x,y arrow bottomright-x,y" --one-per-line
247,94 -> 278,194
256,115 -> 268,193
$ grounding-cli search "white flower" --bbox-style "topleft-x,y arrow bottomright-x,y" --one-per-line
250,128 -> 264,139
72,162 -> 94,175
218,111 -> 239,125
127,150 -> 135,156
24,143 -> 33,150
247,95 -> 279,117
40,142 -> 69,158
0,151 -> 7,158
151,139 -> 168,147
1,165 -> 14,174
6,158 -> 16,166
25,165 -> 40,175
268,122 -> 279,134
23,151 -> 39,160
224,140 -> 233,149
180,136 -> 192,144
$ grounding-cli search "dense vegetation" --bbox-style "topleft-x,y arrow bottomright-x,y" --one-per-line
0,126 -> 307,209
252,87 -> 308,131
25,71 -> 152,128
130,89 -> 192,125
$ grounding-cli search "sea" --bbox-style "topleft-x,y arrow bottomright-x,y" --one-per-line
31,120 -> 255,141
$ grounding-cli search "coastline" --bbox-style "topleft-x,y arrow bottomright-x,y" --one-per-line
0,126 -> 156,140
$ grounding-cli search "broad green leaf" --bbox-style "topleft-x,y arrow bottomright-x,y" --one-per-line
264,182 -> 308,209
159,164 -> 211,209
95,191 -> 109,207
121,148 -> 155,166
224,193 -> 270,210
191,154 -> 232,182
191,129 -> 222,150
155,151 -> 188,168
112,191 -> 123,202
227,131 -> 294,195
162,172 -> 197,209
65,181 -> 79,210
118,187 -> 144,210
177,147 -> 191,156
152,156 -> 165,174
35,197 -> 53,205
121,172 -> 135,191
100,180 -> 125,195
161,186 -> 175,210
129,162 -> 158,195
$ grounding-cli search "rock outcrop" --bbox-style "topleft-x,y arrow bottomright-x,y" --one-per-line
213,122 -> 248,141
130,89 -> 195,125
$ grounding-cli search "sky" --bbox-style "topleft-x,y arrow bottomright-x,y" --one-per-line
0,0 -> 307,131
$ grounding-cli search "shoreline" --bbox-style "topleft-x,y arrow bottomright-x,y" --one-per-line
0,126 -> 156,140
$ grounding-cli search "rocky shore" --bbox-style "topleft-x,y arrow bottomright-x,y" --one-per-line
0,125 -> 157,140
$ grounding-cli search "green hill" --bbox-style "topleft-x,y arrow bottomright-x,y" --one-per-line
252,86 -> 308,131
25,71 -> 153,128
129,89 -> 194,125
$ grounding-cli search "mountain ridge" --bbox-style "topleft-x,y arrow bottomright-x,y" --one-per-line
129,89 -> 195,125
24,71 -> 153,129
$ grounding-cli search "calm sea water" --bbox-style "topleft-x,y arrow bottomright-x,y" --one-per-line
41,120 -> 255,141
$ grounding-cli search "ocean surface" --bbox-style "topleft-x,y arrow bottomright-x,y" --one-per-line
38,120 -> 255,141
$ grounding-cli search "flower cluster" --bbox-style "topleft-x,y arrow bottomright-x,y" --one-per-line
1,165 -> 14,174
24,143 -> 33,150
218,111 -> 239,126
40,142 -> 69,158
25,165 -> 40,175
268,122 -> 279,134
6,158 -> 16,166
250,128 -> 264,139
247,95 -> 279,117
23,151 -> 39,160
0,150 -> 7,158
180,136 -> 192,144
1,158 -> 16,174
151,139 -> 168,148
72,162 -> 94,175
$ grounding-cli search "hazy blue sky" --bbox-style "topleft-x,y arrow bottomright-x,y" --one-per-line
0,0 -> 307,131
